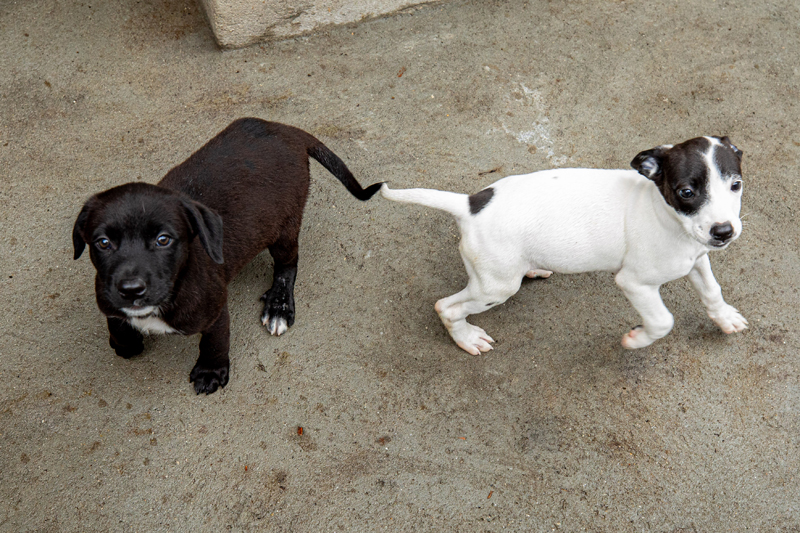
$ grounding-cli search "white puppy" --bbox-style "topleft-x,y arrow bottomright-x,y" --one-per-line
381,136 -> 748,355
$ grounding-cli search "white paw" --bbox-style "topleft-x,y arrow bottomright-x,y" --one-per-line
262,316 -> 288,336
525,269 -> 553,279
453,324 -> 495,356
621,326 -> 656,350
709,305 -> 748,334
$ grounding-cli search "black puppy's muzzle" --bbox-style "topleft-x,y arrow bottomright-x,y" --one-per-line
117,277 -> 147,301
709,222 -> 735,247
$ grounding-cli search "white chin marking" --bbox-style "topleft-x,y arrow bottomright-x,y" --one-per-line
122,306 -> 158,318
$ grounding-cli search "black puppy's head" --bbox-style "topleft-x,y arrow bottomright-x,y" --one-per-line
72,183 -> 223,317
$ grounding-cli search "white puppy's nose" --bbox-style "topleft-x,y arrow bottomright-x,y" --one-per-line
710,222 -> 734,243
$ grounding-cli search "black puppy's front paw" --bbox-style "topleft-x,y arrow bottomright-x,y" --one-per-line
109,336 -> 144,358
190,363 -> 229,395
260,290 -> 295,336
107,317 -> 144,358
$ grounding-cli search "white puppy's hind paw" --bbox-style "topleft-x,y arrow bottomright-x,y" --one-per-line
709,305 -> 748,334
621,326 -> 656,350
525,269 -> 553,279
453,324 -> 495,356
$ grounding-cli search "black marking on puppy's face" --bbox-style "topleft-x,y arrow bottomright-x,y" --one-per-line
469,187 -> 494,215
712,136 -> 743,176
717,136 -> 743,161
632,138 -> 714,216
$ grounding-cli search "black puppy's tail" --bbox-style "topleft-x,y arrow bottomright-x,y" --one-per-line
307,142 -> 382,201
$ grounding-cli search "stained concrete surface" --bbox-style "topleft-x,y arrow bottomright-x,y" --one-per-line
197,0 -> 440,48
1,0 -> 799,531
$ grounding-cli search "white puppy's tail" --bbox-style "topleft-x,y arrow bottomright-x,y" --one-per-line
380,183 -> 470,220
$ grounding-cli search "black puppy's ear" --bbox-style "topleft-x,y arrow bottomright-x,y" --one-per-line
182,200 -> 224,264
720,136 -> 743,160
72,205 -> 90,260
631,145 -> 671,182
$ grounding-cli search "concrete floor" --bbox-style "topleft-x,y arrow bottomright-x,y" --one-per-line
2,0 -> 799,531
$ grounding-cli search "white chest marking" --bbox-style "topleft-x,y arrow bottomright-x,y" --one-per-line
128,315 -> 178,335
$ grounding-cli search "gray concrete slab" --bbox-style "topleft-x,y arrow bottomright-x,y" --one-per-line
197,0 -> 441,48
1,0 -> 798,531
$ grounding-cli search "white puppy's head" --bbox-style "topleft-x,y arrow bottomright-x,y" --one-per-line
631,136 -> 744,249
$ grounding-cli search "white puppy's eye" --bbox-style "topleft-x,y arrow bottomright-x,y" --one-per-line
678,188 -> 694,199
96,237 -> 112,250
156,234 -> 172,247
731,180 -> 743,192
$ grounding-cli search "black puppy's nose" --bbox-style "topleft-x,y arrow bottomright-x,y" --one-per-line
118,278 -> 147,300
710,222 -> 734,242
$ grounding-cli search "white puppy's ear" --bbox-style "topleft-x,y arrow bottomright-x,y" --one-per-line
720,136 -> 743,160
182,199 -> 224,264
630,145 -> 671,181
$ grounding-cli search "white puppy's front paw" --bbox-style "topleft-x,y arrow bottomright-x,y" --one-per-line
453,324 -> 495,356
621,326 -> 656,350
709,305 -> 748,334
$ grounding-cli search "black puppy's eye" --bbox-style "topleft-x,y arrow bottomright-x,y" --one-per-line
678,188 -> 695,199
731,180 -> 743,192
156,235 -> 172,247
96,238 -> 112,250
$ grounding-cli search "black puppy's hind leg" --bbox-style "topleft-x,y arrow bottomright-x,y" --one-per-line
190,304 -> 231,395
260,239 -> 298,336
107,317 -> 144,358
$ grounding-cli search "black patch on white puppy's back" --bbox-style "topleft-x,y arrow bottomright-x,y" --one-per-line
469,187 -> 494,215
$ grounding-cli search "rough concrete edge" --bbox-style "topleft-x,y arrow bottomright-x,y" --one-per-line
198,0 -> 445,50
196,0 -> 222,47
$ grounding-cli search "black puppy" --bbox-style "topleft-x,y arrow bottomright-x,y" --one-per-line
72,118 -> 381,394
